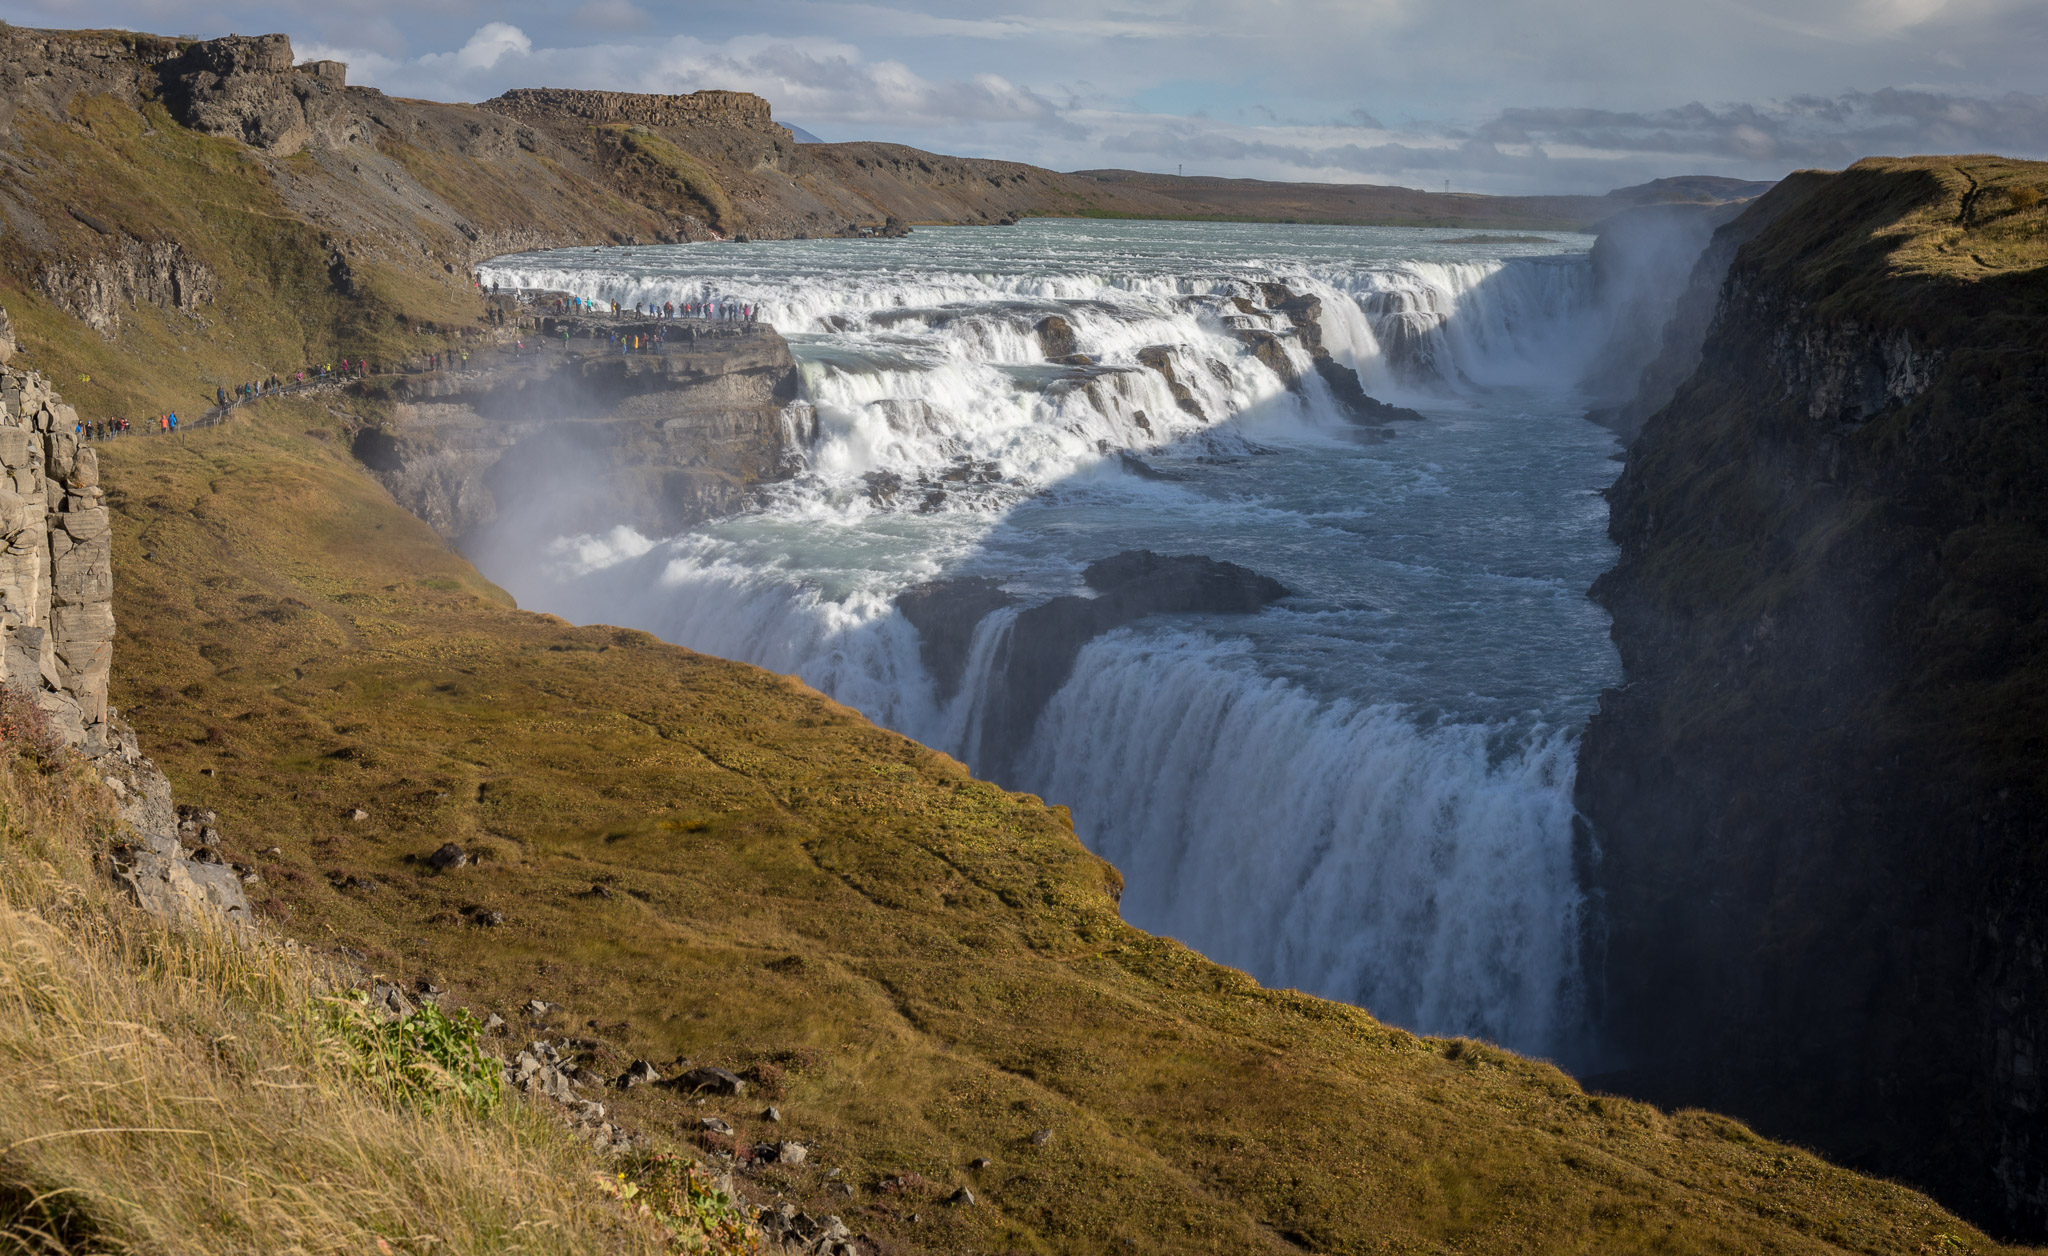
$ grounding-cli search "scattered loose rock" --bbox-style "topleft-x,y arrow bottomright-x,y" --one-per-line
699,1116 -> 734,1135
763,1105 -> 782,1122
1030,1128 -> 1053,1146
674,1065 -> 748,1097
949,1187 -> 976,1206
617,1059 -> 662,1089
426,841 -> 469,870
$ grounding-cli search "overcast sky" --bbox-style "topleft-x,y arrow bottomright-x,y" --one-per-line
10,0 -> 2047,193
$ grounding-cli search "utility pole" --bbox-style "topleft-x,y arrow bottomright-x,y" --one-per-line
1444,179 -> 1450,195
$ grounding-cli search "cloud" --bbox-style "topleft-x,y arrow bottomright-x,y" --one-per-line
307,22 -> 1070,130
1477,89 -> 2048,168
571,0 -> 651,30
30,0 -> 2048,193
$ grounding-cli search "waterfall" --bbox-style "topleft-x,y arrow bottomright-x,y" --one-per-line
476,222 -> 1624,1063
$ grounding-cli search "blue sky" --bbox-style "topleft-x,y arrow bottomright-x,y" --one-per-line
10,0 -> 2047,193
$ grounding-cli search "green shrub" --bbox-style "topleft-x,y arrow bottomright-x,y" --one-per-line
325,992 -> 508,1115
597,1153 -> 760,1254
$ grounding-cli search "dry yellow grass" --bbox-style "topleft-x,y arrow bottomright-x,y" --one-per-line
0,740 -> 664,1256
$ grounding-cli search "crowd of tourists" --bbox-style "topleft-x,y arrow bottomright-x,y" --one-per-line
84,360 -> 388,442
533,290 -> 761,322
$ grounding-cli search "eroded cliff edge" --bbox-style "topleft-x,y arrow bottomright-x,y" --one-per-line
1577,157 -> 2048,1238
352,312 -> 805,551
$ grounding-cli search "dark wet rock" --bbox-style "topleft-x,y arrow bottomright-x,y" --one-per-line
977,551 -> 1288,774
896,576 -> 1016,702
1035,314 -> 1078,359
1249,283 -> 1424,424
1314,357 -> 1425,423
1232,327 -> 1299,384
1136,345 -> 1206,420
861,470 -> 903,507
1118,452 -> 1171,480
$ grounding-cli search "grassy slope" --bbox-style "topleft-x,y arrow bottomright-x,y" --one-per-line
89,395 -> 2028,1256
0,712 -> 665,1255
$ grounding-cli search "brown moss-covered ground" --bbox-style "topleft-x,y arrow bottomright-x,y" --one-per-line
89,388 -> 2036,1255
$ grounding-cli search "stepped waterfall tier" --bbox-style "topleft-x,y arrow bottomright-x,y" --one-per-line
477,220 -> 1639,1060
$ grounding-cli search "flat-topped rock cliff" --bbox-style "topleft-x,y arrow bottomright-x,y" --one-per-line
353,317 -> 805,548
1577,156 -> 2048,1239
487,87 -> 775,129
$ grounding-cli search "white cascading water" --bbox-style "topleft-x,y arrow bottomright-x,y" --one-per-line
479,220 -> 1626,1062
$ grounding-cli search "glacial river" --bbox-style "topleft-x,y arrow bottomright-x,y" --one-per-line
479,219 -> 1624,1062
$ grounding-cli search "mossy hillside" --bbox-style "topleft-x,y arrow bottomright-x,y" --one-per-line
90,399 -> 2032,1254
0,93 -> 492,423
596,125 -> 743,235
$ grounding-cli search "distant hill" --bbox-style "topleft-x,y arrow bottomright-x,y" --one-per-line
1067,168 -> 1771,230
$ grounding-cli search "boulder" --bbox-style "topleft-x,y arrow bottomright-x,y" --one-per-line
674,1065 -> 748,1096
616,1059 -> 662,1089
1034,314 -> 1077,360
426,841 -> 470,870
112,847 -> 253,928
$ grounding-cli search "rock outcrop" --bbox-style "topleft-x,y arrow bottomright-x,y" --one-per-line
901,551 -> 1288,775
0,349 -> 114,746
35,237 -> 218,335
1584,194 -> 1791,441
487,87 -> 775,130
0,307 -> 247,927
355,318 -> 805,550
1576,158 -> 2048,1239
157,33 -> 360,156
1244,284 -> 1423,424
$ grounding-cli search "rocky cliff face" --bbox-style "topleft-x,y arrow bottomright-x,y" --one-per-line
1576,157 -> 2048,1238
0,308 -> 244,924
0,341 -> 113,747
356,319 -> 804,551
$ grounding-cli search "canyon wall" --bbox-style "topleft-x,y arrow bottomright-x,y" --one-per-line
1577,157 -> 2048,1238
